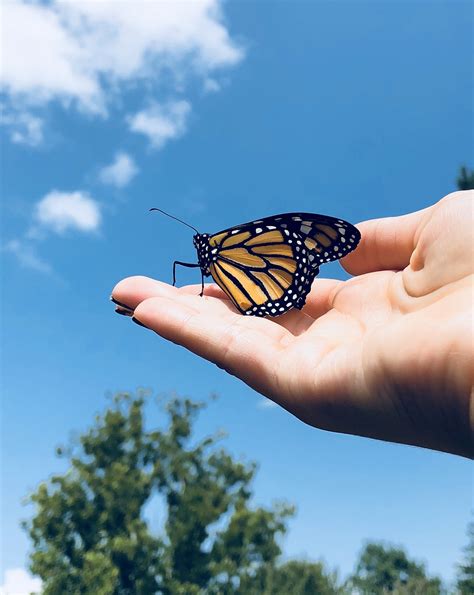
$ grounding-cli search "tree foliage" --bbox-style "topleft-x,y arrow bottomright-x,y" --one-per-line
456,166 -> 474,191
456,520 -> 474,594
239,560 -> 344,594
350,542 -> 443,594
25,392 -> 468,594
25,393 -> 339,594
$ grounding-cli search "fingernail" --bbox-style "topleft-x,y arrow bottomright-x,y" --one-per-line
110,295 -> 134,310
132,316 -> 148,329
115,307 -> 133,317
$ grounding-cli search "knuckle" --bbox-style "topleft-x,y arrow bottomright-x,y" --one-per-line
439,190 -> 471,204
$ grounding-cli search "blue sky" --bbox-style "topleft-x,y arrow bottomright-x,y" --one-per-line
1,0 -> 472,591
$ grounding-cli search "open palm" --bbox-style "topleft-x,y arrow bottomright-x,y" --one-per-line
113,192 -> 473,458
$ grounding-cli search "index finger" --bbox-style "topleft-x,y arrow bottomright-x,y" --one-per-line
132,287 -> 293,396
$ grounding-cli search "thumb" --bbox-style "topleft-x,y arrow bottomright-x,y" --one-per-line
341,206 -> 432,275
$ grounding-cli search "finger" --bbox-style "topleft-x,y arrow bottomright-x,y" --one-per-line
112,275 -> 315,336
303,278 -> 343,319
191,283 -> 314,335
270,308 -> 315,335
340,205 -> 432,275
259,280 -> 340,335
184,281 -> 319,335
181,283 -> 230,301
111,276 -> 227,310
133,293 -> 292,394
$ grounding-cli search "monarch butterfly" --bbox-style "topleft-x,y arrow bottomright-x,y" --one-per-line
151,209 -> 361,317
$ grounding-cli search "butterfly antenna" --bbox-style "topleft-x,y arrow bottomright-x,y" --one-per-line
149,208 -> 200,234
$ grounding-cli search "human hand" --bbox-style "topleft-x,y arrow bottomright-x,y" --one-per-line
112,191 -> 473,458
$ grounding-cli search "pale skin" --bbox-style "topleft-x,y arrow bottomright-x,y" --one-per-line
112,191 -> 474,459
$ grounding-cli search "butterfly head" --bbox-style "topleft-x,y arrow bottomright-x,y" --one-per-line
193,233 -> 212,275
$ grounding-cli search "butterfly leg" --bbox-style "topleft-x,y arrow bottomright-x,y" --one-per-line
172,261 -> 201,287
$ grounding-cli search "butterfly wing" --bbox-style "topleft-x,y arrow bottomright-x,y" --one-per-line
207,223 -> 318,317
243,212 -> 361,268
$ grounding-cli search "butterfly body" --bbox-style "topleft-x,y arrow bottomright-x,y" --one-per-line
183,212 -> 360,318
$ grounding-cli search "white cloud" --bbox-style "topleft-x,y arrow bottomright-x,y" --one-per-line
203,78 -> 221,93
0,568 -> 42,595
128,100 -> 191,149
0,1 -> 101,111
0,0 -> 244,138
35,190 -> 101,234
99,152 -> 138,188
5,190 -> 101,274
4,239 -> 53,274
257,397 -> 279,410
0,110 -> 44,146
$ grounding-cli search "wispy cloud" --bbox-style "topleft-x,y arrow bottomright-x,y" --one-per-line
0,109 -> 44,146
2,1 -> 245,274
99,152 -> 138,188
4,240 -> 53,275
5,190 -> 101,274
35,191 -> 101,235
0,567 -> 42,595
128,100 -> 191,150
0,0 -> 244,143
203,78 -> 221,94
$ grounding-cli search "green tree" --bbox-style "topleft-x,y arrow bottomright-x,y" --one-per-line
456,520 -> 474,594
350,542 -> 443,594
24,392 -> 339,594
456,166 -> 474,190
240,560 -> 344,594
